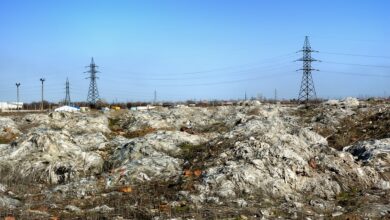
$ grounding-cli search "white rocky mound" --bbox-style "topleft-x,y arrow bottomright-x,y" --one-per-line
189,106 -> 383,205
0,100 -> 388,218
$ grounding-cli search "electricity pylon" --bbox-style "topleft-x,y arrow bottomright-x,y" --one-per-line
296,36 -> 319,103
64,78 -> 71,106
86,57 -> 100,105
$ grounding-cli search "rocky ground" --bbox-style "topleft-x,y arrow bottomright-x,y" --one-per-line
0,98 -> 389,219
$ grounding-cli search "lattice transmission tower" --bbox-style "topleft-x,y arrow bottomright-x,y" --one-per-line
64,78 -> 71,106
296,36 -> 319,103
85,57 -> 100,105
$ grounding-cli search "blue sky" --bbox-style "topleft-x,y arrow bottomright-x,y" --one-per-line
0,0 -> 389,102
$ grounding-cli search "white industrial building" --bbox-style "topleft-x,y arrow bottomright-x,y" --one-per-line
0,102 -> 24,111
130,105 -> 156,111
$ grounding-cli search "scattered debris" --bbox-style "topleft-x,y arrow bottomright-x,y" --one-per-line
0,99 -> 388,218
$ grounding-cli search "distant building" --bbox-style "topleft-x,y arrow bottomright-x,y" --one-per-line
162,102 -> 175,108
0,102 -> 23,111
80,107 -> 90,112
130,105 -> 156,111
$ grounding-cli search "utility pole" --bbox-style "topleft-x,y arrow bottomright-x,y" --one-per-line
64,78 -> 71,106
86,57 -> 100,106
153,90 -> 157,105
296,36 -> 319,103
274,88 -> 277,103
15,83 -> 21,110
245,91 -> 247,101
40,78 -> 45,111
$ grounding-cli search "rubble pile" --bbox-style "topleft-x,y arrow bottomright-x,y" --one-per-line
109,106 -> 245,134
344,138 -> 390,183
0,99 -> 389,219
0,117 -> 20,143
108,130 -> 206,183
0,112 -> 108,184
189,106 -> 384,208
298,97 -> 390,150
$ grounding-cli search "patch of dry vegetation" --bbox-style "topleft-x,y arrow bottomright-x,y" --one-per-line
109,113 -> 179,139
194,122 -> 230,134
0,130 -> 17,144
109,117 -> 157,138
123,126 -> 157,139
294,103 -> 390,150
327,110 -> 390,150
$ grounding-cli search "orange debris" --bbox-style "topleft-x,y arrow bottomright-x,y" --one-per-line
193,169 -> 202,177
184,169 -> 192,177
309,158 -> 317,169
119,186 -> 132,193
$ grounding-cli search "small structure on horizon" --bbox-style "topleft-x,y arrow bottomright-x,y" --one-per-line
0,102 -> 24,111
130,105 -> 156,111
80,107 -> 90,112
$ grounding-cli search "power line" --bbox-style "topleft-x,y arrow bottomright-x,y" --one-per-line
322,61 -> 390,69
320,71 -> 390,78
310,35 -> 385,44
151,72 -> 292,87
3,48 -> 390,102
98,72 -> 291,88
321,52 -> 390,59
105,52 -> 296,77
0,53 -> 295,84
103,63 -> 295,81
